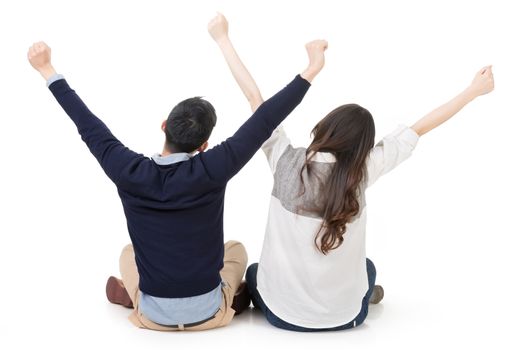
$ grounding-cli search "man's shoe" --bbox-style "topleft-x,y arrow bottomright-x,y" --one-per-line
106,276 -> 133,308
231,281 -> 251,315
369,285 -> 384,304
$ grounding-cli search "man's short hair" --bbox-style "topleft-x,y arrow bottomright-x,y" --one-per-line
165,97 -> 217,153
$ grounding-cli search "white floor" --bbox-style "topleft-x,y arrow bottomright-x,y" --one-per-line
3,287 -> 511,350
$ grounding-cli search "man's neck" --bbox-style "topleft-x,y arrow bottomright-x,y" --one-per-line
161,148 -> 172,157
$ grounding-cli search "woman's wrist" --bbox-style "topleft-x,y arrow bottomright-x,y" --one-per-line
216,35 -> 231,48
463,85 -> 481,102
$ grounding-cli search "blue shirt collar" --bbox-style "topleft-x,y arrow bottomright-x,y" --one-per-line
151,152 -> 192,165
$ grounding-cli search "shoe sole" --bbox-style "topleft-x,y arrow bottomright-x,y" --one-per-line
232,282 -> 251,315
370,285 -> 384,304
106,276 -> 133,308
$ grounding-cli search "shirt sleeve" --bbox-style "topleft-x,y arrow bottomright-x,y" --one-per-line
261,125 -> 292,174
48,79 -> 144,185
46,73 -> 65,87
199,75 -> 310,183
366,125 -> 420,187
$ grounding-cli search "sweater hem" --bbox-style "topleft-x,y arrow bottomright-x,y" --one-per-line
139,274 -> 222,298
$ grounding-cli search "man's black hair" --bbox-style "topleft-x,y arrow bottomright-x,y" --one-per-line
165,97 -> 217,153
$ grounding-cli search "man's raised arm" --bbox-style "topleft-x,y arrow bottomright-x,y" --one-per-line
28,42 -> 143,185
201,39 -> 328,183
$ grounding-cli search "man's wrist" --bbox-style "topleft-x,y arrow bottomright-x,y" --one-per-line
39,65 -> 57,81
300,66 -> 321,83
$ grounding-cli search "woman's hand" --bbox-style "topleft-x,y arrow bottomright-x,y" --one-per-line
208,13 -> 229,42
467,66 -> 495,98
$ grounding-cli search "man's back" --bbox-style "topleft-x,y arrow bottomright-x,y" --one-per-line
118,156 -> 227,298
47,75 -> 311,299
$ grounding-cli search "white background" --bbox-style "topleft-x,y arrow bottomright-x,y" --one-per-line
1,0 -> 512,349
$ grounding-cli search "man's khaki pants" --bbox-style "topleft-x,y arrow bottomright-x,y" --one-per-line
119,241 -> 248,331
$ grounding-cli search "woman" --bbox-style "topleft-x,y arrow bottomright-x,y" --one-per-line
208,14 -> 494,331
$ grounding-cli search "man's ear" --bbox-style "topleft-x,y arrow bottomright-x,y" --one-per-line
197,141 -> 209,153
161,120 -> 167,132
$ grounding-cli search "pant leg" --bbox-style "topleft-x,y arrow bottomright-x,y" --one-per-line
349,258 -> 377,327
219,240 -> 248,295
246,263 -> 266,311
119,244 -> 139,306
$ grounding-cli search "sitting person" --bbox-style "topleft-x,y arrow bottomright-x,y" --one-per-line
208,13 -> 494,331
27,31 -> 326,331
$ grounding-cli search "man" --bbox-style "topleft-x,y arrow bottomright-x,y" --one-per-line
27,30 -> 326,331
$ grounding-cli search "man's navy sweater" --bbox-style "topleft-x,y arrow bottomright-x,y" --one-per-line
49,75 -> 310,298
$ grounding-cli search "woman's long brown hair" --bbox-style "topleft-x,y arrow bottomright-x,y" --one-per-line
300,104 -> 375,255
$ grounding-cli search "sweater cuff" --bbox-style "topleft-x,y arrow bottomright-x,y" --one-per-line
48,77 -> 70,96
295,74 -> 312,87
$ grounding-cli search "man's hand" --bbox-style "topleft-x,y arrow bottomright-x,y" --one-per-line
208,13 -> 229,43
467,66 -> 495,98
301,40 -> 328,83
28,41 -> 56,80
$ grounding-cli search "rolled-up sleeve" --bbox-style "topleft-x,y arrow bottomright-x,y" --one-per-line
261,125 -> 292,175
366,125 -> 419,187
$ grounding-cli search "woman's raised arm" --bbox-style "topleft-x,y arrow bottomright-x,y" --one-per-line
208,13 -> 264,112
411,66 -> 494,136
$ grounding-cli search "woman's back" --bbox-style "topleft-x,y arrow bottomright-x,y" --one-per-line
257,125 -> 419,328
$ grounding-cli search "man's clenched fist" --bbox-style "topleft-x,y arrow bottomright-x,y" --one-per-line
28,41 -> 56,80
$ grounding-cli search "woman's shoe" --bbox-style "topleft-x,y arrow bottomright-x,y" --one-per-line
369,285 -> 384,304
